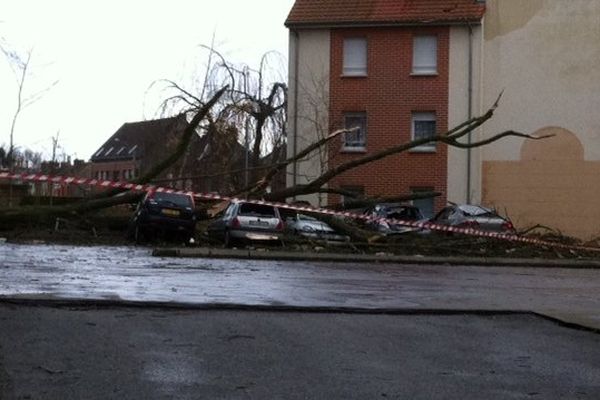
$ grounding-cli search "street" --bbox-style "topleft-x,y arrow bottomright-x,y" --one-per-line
1,244 -> 600,328
1,243 -> 600,399
1,306 -> 599,400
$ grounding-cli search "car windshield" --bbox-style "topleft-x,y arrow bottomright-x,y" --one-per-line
238,203 -> 277,218
386,207 -> 421,220
151,192 -> 192,207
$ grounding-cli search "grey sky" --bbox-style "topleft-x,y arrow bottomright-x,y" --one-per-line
0,0 -> 295,161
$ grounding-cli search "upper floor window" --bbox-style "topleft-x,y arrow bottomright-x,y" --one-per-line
412,36 -> 438,75
412,112 -> 436,151
343,112 -> 367,150
343,38 -> 367,76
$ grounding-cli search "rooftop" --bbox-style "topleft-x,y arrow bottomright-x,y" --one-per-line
285,0 -> 486,27
90,115 -> 188,162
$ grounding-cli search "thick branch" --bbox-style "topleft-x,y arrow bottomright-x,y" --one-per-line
266,98 -> 547,202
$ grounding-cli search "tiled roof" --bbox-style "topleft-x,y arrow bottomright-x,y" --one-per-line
285,0 -> 486,27
90,115 -> 188,162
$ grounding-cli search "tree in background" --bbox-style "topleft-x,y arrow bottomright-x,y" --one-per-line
0,43 -> 58,171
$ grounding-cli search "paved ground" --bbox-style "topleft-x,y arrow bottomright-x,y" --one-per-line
2,244 -> 600,399
1,305 -> 599,400
1,244 -> 600,330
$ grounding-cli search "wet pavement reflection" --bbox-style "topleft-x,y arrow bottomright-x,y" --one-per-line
1,243 -> 600,327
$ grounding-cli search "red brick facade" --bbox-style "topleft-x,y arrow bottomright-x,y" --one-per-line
328,26 -> 449,211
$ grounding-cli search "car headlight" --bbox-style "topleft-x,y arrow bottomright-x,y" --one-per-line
302,225 -> 315,232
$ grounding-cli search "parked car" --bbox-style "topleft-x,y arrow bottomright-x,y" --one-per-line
128,191 -> 197,243
206,200 -> 284,247
285,213 -> 349,242
429,204 -> 516,233
363,203 -> 425,235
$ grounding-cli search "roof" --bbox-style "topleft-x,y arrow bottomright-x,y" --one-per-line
90,115 -> 187,162
285,0 -> 486,28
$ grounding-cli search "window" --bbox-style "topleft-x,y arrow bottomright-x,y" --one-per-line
411,112 -> 436,151
412,36 -> 437,74
340,185 -> 365,206
343,113 -> 367,149
412,187 -> 435,219
343,38 -> 367,76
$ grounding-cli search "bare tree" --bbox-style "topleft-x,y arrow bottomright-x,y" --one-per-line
150,47 -> 287,191
0,45 -> 58,171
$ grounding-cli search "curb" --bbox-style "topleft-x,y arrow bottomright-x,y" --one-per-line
1,298 -> 598,335
152,247 -> 600,269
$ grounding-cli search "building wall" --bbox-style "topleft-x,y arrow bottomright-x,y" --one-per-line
90,160 -> 137,181
287,29 -> 331,207
447,25 -> 484,205
480,0 -> 600,238
327,26 -> 449,210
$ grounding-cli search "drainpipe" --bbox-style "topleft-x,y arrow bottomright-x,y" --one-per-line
466,23 -> 474,204
291,29 -> 300,198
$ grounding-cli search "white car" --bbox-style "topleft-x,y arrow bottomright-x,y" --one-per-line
207,201 -> 284,247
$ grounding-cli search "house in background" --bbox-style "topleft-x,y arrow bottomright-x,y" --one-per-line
90,115 -> 247,195
90,115 -> 187,184
285,0 -> 600,238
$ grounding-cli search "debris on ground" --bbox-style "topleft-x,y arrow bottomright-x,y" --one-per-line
2,215 -> 599,261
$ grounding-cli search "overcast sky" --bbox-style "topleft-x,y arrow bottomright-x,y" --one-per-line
0,0 -> 295,161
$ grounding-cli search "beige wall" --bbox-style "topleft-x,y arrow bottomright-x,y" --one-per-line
447,25 -> 484,205
480,0 -> 600,162
287,29 -> 331,206
480,0 -> 600,238
483,127 -> 600,239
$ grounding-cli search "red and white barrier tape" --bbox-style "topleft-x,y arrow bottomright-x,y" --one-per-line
1,171 -> 599,253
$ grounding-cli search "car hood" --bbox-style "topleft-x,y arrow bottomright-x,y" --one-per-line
295,220 -> 335,232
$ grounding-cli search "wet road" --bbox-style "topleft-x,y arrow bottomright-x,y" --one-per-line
2,307 -> 600,400
1,243 -> 600,328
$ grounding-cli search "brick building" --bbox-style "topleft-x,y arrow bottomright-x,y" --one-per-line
90,116 -> 187,184
286,0 -> 600,239
90,115 -> 248,194
285,0 -> 485,217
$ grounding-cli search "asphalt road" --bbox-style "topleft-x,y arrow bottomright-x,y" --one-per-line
1,305 -> 599,400
2,244 -> 600,399
1,244 -> 600,329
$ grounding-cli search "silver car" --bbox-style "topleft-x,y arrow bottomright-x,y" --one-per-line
363,203 -> 425,235
285,213 -> 349,242
207,200 -> 284,247
430,204 -> 516,233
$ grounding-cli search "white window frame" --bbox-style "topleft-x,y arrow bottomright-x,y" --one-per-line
412,35 -> 438,75
411,112 -> 437,151
343,38 -> 367,76
343,112 -> 367,151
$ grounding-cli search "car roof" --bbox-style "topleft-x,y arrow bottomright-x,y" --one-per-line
456,204 -> 494,216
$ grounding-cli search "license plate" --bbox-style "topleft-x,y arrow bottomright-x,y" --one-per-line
161,209 -> 180,217
248,220 -> 269,226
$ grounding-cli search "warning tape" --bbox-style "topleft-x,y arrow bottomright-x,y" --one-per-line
1,171 -> 599,253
